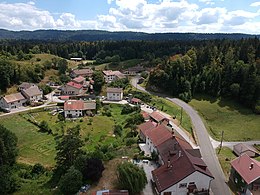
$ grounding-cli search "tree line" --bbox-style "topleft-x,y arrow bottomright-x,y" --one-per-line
148,39 -> 260,113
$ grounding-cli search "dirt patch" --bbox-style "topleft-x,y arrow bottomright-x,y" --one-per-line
87,158 -> 127,195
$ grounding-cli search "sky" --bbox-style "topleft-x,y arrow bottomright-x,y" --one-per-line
0,0 -> 260,34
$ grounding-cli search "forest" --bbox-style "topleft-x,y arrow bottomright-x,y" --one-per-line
0,37 -> 259,112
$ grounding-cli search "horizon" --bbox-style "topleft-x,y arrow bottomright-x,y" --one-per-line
1,28 -> 260,36
0,0 -> 260,34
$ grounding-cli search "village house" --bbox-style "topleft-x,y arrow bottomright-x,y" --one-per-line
123,65 -> 145,75
70,68 -> 93,78
64,100 -> 96,118
230,154 -> 260,194
152,140 -> 214,195
62,81 -> 83,95
18,82 -> 37,91
233,143 -> 259,157
103,70 -> 126,83
137,120 -> 214,195
106,87 -> 123,101
21,86 -> 43,102
138,121 -> 157,141
149,111 -> 169,124
129,97 -> 142,105
0,93 -> 27,110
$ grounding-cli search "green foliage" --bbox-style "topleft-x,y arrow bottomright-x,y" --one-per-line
31,163 -> 45,175
0,165 -> 20,194
39,84 -> 52,95
57,59 -> 68,75
121,104 -> 140,114
58,166 -> 83,195
0,59 -> 16,91
117,162 -> 147,194
114,125 -> 123,136
74,155 -> 104,182
109,78 -> 129,89
125,138 -> 136,146
55,125 -> 84,175
125,113 -> 144,128
39,120 -> 52,134
92,70 -> 105,93
59,74 -> 70,83
0,125 -> 18,166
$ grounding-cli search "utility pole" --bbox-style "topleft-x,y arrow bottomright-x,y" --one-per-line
218,131 -> 224,154
180,107 -> 183,125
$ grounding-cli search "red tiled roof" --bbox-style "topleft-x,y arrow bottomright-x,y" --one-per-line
152,146 -> 213,192
72,76 -> 85,83
64,100 -> 84,110
231,153 -> 260,184
131,97 -> 141,103
141,111 -> 150,119
150,111 -> 168,123
59,96 -> 70,100
138,121 -> 156,136
146,124 -> 172,146
157,136 -> 193,163
67,81 -> 83,89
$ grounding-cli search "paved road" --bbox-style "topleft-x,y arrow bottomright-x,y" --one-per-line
131,76 -> 231,195
168,98 -> 231,195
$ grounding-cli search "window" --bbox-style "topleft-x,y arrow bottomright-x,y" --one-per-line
179,183 -> 187,188
189,182 -> 195,185
163,192 -> 171,195
117,94 -> 119,96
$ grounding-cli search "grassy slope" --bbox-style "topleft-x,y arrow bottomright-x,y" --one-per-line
0,114 -> 56,167
95,59 -> 143,71
150,97 -> 192,133
189,94 -> 260,141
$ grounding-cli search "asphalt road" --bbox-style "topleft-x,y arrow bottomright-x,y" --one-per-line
168,98 -> 231,195
131,76 -> 231,195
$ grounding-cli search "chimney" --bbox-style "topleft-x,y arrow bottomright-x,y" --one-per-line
167,159 -> 171,168
249,162 -> 254,170
171,131 -> 175,139
178,150 -> 182,158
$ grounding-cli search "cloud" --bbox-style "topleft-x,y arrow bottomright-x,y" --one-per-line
0,0 -> 259,34
0,2 -> 96,30
198,0 -> 215,5
250,2 -> 260,7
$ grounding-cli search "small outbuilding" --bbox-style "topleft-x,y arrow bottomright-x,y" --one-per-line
233,143 -> 259,157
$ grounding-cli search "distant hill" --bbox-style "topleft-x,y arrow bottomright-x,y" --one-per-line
0,29 -> 259,41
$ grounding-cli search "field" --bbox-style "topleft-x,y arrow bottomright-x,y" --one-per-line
0,114 -> 56,167
150,97 -> 192,133
0,104 -> 141,194
189,94 -> 260,141
0,104 -> 140,167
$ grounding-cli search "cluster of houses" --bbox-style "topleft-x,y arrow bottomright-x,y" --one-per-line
0,82 -> 43,111
138,111 -> 214,195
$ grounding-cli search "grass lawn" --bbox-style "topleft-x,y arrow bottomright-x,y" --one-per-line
150,96 -> 192,133
0,104 -> 140,167
189,94 -> 260,141
0,114 -> 56,167
216,147 -> 237,179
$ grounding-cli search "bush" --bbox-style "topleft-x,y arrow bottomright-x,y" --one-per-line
114,125 -> 123,136
58,166 -> 83,195
121,104 -> 140,114
125,138 -> 136,146
31,163 -> 45,175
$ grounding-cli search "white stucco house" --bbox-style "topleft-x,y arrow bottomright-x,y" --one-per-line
64,100 -> 96,118
0,93 -> 27,110
21,86 -> 43,102
103,70 -> 126,83
106,87 -> 123,101
62,81 -> 83,95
